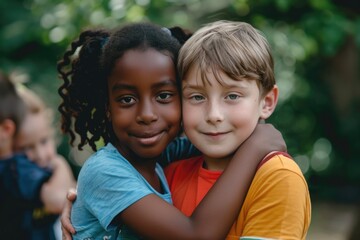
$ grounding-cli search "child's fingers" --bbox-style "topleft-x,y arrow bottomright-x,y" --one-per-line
66,188 -> 77,201
61,224 -> 74,240
60,208 -> 76,238
61,188 -> 77,239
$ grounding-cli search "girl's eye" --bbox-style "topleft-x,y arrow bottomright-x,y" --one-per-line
157,92 -> 173,103
118,96 -> 136,105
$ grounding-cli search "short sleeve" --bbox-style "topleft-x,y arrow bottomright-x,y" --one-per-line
241,156 -> 311,240
159,137 -> 201,167
78,153 -> 157,230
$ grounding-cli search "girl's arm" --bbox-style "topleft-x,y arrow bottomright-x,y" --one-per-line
62,123 -> 285,240
117,123 -> 286,240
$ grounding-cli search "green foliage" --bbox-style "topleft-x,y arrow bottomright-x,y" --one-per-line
1,0 -> 359,201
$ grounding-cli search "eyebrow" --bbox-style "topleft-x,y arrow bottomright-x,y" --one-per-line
182,82 -> 249,91
182,83 -> 203,91
112,79 -> 177,92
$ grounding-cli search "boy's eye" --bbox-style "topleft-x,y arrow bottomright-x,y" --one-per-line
191,95 -> 205,101
226,94 -> 240,100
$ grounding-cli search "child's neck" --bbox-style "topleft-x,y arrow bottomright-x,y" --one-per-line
202,154 -> 233,171
119,148 -> 162,192
0,141 -> 13,160
0,149 -> 13,160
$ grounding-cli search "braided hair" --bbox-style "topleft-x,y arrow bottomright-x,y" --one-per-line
57,22 -> 191,151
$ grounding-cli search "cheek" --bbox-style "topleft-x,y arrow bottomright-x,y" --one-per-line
231,109 -> 259,134
111,107 -> 134,129
25,149 -> 36,160
45,141 -> 56,157
166,101 -> 181,123
182,103 -> 199,131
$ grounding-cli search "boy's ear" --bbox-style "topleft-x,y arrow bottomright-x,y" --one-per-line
260,85 -> 279,120
0,119 -> 16,140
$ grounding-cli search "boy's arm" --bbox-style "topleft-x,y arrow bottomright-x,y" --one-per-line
40,155 -> 76,214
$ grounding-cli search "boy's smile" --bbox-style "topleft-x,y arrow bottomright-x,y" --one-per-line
201,131 -> 231,141
107,49 -> 181,162
182,66 -> 267,168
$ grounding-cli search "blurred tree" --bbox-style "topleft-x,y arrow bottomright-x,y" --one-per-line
1,0 -> 359,204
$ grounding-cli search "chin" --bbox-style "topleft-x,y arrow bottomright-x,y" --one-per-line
201,150 -> 234,159
137,149 -> 164,159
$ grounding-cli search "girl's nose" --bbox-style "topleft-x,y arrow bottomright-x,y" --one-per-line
136,99 -> 158,124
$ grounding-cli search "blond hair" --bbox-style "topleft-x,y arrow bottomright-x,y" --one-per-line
178,20 -> 275,96
16,85 -> 54,123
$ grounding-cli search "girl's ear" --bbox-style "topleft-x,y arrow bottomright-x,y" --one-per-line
260,85 -> 279,120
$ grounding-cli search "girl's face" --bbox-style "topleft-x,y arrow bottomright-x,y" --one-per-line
107,48 -> 181,162
15,112 -> 56,168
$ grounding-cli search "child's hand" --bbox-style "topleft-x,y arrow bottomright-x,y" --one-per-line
61,188 -> 77,240
239,122 -> 287,163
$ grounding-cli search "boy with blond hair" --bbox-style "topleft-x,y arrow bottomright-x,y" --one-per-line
15,86 -> 76,239
0,71 -> 52,239
165,20 -> 311,239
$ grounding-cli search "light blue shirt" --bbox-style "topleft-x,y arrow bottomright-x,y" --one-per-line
72,139 -> 199,240
72,143 -> 172,239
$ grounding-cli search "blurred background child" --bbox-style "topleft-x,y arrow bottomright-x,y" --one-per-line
0,70 -> 52,239
14,84 -> 76,239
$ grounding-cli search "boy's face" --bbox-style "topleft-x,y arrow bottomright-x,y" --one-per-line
182,66 -> 268,161
15,112 -> 56,168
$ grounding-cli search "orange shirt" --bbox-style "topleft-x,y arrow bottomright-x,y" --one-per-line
165,153 -> 311,240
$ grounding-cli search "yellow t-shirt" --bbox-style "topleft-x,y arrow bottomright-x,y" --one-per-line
165,153 -> 311,240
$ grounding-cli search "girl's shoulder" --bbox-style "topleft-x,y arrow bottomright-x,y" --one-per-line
80,143 -> 130,176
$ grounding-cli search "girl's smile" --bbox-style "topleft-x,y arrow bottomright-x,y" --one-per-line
129,131 -> 166,146
107,48 -> 181,163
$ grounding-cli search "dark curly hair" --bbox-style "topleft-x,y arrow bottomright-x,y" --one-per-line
57,22 -> 191,151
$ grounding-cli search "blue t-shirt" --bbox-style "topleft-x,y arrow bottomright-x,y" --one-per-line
72,138 -> 198,240
0,154 -> 52,239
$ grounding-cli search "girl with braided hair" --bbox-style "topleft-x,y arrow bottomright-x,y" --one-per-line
57,22 -> 285,240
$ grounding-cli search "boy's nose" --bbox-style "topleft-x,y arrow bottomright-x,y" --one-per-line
205,101 -> 224,124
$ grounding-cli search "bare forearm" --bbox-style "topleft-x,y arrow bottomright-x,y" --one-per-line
41,155 -> 76,213
189,146 -> 261,238
190,123 -> 286,239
